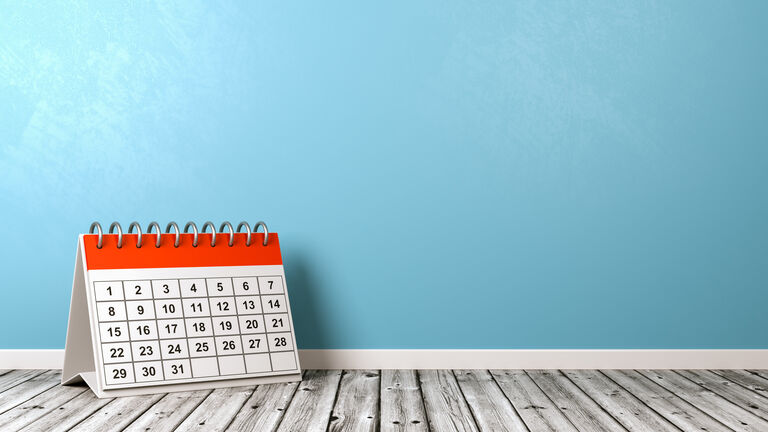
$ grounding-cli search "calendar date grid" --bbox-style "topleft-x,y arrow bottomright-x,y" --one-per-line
93,276 -> 294,387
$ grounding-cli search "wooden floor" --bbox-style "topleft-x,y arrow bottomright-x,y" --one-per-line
0,370 -> 767,431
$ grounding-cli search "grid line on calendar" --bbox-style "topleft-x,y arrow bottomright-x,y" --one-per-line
147,280 -> 166,382
92,275 -> 296,388
206,278 -> 224,377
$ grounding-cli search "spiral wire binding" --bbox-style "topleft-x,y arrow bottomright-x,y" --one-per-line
89,222 -> 103,249
253,221 -> 269,246
87,221 -> 270,248
201,221 -> 217,247
166,222 -> 180,247
128,222 -> 143,248
219,222 -> 234,247
109,222 -> 123,248
236,221 -> 251,246
147,222 -> 162,247
184,222 -> 199,247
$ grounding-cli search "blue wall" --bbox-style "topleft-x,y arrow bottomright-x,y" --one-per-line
1,1 -> 767,349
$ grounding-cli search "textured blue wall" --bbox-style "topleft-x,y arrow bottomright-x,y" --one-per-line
1,1 -> 767,349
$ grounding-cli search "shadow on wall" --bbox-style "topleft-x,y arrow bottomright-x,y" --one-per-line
283,251 -> 331,351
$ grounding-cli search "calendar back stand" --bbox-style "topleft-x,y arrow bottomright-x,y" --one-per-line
63,222 -> 302,398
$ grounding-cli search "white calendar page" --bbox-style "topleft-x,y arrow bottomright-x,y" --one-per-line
86,265 -> 300,390
63,228 -> 302,398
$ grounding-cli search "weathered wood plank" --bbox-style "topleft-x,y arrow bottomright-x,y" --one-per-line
17,390 -> 113,432
0,369 -> 12,376
69,393 -> 165,432
677,370 -> 768,421
276,370 -> 342,432
418,369 -> 478,432
748,370 -> 768,381
225,381 -> 300,431
328,370 -> 380,432
176,386 -> 255,431
602,370 -> 730,432
526,370 -> 625,431
712,370 -> 768,399
0,382 -> 87,430
122,390 -> 212,432
8,369 -> 768,432
380,369 -> 428,432
490,370 -> 577,432
0,370 -> 46,394
563,370 -> 678,431
454,370 -> 527,432
0,370 -> 61,415
638,370 -> 768,432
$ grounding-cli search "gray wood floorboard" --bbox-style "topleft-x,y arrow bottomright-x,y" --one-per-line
380,369 -> 428,432
122,390 -> 212,432
638,369 -> 768,432
1,369 -> 767,431
602,369 -> 732,432
276,369 -> 342,432
712,370 -> 768,399
747,371 -> 768,381
490,370 -> 577,432
0,370 -> 61,415
527,370 -> 626,431
175,386 -> 256,431
328,370 -> 380,432
563,370 -> 679,432
0,370 -> 46,394
225,381 -> 300,432
454,369 -> 528,432
69,393 -> 165,432
16,389 -> 113,432
0,382 -> 88,431
419,369 -> 479,432
677,370 -> 768,422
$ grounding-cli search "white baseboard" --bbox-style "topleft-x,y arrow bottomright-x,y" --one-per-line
2,349 -> 767,370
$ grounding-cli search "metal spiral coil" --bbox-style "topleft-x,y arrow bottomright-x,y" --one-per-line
87,221 -> 270,248
128,222 -> 142,248
108,222 -> 123,248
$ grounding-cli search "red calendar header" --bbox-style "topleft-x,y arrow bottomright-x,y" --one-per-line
83,233 -> 283,269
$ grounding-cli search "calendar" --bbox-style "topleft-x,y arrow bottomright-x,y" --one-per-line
62,221 -> 302,398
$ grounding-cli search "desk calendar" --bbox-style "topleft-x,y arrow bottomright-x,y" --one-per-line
62,221 -> 302,398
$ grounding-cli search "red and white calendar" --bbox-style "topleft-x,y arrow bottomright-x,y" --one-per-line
62,221 -> 301,398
